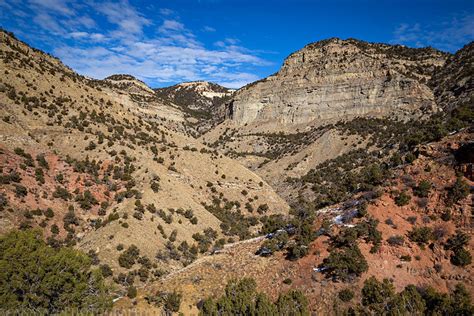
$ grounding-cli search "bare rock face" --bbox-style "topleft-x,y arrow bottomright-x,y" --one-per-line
227,38 -> 448,126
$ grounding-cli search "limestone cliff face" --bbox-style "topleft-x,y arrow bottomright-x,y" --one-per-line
227,38 -> 448,126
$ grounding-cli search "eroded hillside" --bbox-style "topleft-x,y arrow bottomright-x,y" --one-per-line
0,29 -> 289,294
0,28 -> 472,315
202,39 -> 473,211
130,130 -> 474,314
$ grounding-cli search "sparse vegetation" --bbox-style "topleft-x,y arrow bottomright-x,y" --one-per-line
198,278 -> 309,315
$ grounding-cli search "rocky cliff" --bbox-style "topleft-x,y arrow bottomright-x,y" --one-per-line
227,38 -> 448,127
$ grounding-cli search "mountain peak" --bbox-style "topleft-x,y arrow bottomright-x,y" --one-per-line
103,74 -> 155,95
105,74 -> 142,82
155,81 -> 233,108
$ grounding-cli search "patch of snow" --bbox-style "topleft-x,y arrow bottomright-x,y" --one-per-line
313,267 -> 327,272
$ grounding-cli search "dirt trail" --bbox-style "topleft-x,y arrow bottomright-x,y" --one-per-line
159,236 -> 265,282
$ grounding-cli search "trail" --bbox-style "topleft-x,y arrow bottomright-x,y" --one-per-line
159,235 -> 265,282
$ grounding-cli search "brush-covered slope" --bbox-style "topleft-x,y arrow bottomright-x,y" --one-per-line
155,81 -> 234,136
155,81 -> 233,111
125,130 -> 474,315
0,29 -> 289,285
430,41 -> 474,112
202,39 -> 473,210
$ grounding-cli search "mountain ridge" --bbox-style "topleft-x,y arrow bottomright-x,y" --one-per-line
0,27 -> 473,315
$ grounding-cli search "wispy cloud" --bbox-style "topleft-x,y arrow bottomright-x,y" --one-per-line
391,14 -> 474,52
28,0 -> 74,16
202,25 -> 216,32
1,0 -> 267,88
159,8 -> 174,16
67,31 -> 107,42
159,19 -> 186,33
96,0 -> 151,38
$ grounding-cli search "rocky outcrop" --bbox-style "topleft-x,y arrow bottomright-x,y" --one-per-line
227,38 -> 448,126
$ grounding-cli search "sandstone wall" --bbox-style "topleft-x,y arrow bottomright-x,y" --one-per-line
228,38 -> 447,126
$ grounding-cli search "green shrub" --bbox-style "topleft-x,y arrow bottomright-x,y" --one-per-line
0,171 -> 21,184
283,278 -> 292,285
36,154 -> 49,169
100,264 -> 113,278
63,208 -> 79,227
50,224 -> 59,235
0,229 -> 112,312
406,216 -> 417,225
118,245 -> 140,269
408,226 -> 433,245
445,230 -> 470,251
150,181 -> 160,193
257,203 -> 269,214
400,255 -> 412,262
75,190 -> 99,210
338,288 -> 354,302
276,289 -> 309,316
413,180 -> 431,197
164,291 -> 182,313
198,278 -> 308,316
14,184 -> 28,197
35,168 -> 45,184
446,177 -> 469,205
387,235 -> 405,246
53,186 -> 71,200
0,193 -> 8,211
322,245 -> 368,281
44,208 -> 54,218
361,276 -> 395,307
451,248 -> 472,267
395,191 -> 411,206
127,286 -> 137,299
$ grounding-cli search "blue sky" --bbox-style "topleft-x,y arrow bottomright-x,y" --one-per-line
0,0 -> 473,88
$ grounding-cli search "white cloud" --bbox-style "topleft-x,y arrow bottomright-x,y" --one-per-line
202,25 -> 216,32
159,19 -> 185,33
96,0 -> 151,37
4,0 -> 269,88
159,8 -> 174,16
90,33 -> 106,41
73,15 -> 96,29
33,12 -> 65,34
28,0 -> 74,16
54,36 -> 268,87
68,31 -> 107,42
69,31 -> 88,39
391,14 -> 474,52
